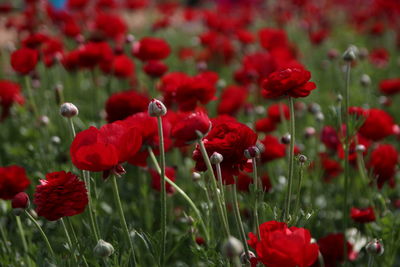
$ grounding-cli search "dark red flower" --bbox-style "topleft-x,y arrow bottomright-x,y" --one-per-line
12,192 -> 30,209
262,68 -> 316,98
105,90 -> 149,122
34,171 -> 88,221
237,172 -> 271,193
0,80 -> 25,121
368,144 -> 398,189
350,207 -> 376,223
379,78 -> 400,95
317,233 -> 355,267
94,12 -> 127,41
268,103 -> 290,123
358,109 -> 394,141
259,135 -> 286,163
0,165 -> 30,200
259,28 -> 289,51
217,86 -> 248,115
150,167 -> 175,194
11,48 -> 39,75
101,54 -> 135,78
70,123 -> 142,172
171,111 -> 211,147
67,0 -> 89,9
248,221 -> 319,267
321,126 -> 340,151
320,153 -> 342,182
158,72 -> 189,106
133,37 -> 171,61
22,33 -> 49,49
369,48 -> 389,68
192,119 -> 257,184
143,60 -> 168,78
255,117 -> 277,133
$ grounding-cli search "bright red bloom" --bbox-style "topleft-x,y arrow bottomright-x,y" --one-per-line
234,52 -> 278,85
368,144 -> 398,189
94,12 -> 127,40
70,123 -> 142,172
77,42 -> 113,69
259,135 -> 286,163
0,80 -> 25,121
150,167 -> 175,194
11,48 -> 39,75
262,68 -> 316,98
268,103 -> 290,123
105,90 -> 149,122
248,221 -> 319,267
217,86 -> 248,115
259,28 -> 289,51
67,0 -> 89,9
358,109 -> 394,141
237,172 -> 271,193
369,48 -> 389,68
0,165 -> 30,200
171,111 -> 211,147
255,117 -> 277,133
34,171 -> 88,221
350,207 -> 376,223
317,233 -> 355,267
101,54 -> 135,78
320,153 -> 342,182
143,60 -> 168,78
193,119 -> 257,184
379,78 -> 400,95
133,37 -> 171,61
158,72 -> 189,106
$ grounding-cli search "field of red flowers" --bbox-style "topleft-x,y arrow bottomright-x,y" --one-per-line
1,0 -> 400,266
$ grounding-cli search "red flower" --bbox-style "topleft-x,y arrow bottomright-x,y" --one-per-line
133,37 -> 171,61
369,48 -> 389,68
34,171 -> 88,221
150,167 -> 175,194
0,165 -> 30,200
321,126 -> 340,151
379,78 -> 400,95
320,153 -> 342,182
368,144 -> 398,189
259,135 -> 286,163
0,80 -> 25,121
350,207 -> 376,223
171,111 -> 211,147
217,86 -> 248,115
358,109 -> 394,141
192,119 -> 257,184
143,60 -> 168,78
259,28 -> 289,51
317,233 -> 355,267
268,103 -> 290,123
248,221 -> 319,267
101,54 -> 135,79
94,12 -> 127,41
77,42 -> 113,69
70,123 -> 142,172
12,192 -> 30,209
262,68 -> 316,98
105,90 -> 149,122
158,72 -> 189,106
255,117 -> 277,133
237,172 -> 271,193
11,48 -> 39,75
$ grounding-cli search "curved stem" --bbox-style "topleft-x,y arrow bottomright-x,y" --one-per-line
83,171 -> 100,241
16,216 -> 31,266
367,254 -> 374,267
60,218 -> 78,264
215,162 -> 229,227
252,157 -> 261,239
24,210 -> 55,257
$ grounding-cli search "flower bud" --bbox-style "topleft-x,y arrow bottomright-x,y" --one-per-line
240,251 -> 256,264
337,94 -> 343,102
366,239 -> 384,256
12,192 -> 30,216
39,115 -> 50,126
360,74 -> 371,87
308,103 -> 321,115
60,102 -> 79,118
256,141 -> 265,153
298,154 -> 308,163
221,236 -> 243,259
315,112 -> 324,122
358,47 -> 369,60
192,172 -> 201,182
244,146 -> 260,159
304,127 -> 316,139
93,239 -> 114,258
148,99 -> 167,117
210,152 -> 223,164
125,34 -> 135,44
356,144 -> 366,153
327,49 -> 339,60
343,45 -> 358,62
281,133 -> 291,144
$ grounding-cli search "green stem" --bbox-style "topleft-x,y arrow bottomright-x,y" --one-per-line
66,217 -> 90,267
293,161 -> 305,220
24,210 -> 55,257
110,175 -> 137,266
368,254 -> 374,267
215,162 -> 229,227
0,224 -> 11,254
61,218 -> 78,264
252,157 -> 261,240
24,76 -> 39,119
68,118 -> 76,137
83,171 -> 101,241
156,116 -> 167,267
16,216 -> 31,266
148,148 -> 209,242
283,97 -> 296,223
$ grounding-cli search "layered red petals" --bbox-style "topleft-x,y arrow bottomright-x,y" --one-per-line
171,111 -> 211,146
0,165 -> 30,200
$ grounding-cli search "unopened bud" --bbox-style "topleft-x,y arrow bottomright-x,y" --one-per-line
38,115 -> 50,126
327,49 -> 339,60
281,133 -> 291,144
125,34 -> 135,44
298,154 -> 308,163
337,94 -> 343,102
356,144 -> 366,153
94,239 -> 114,258
240,251 -> 256,264
148,99 -> 167,117
196,61 -> 208,72
210,152 -> 223,164
358,47 -> 369,60
315,112 -> 324,122
343,45 -> 358,62
192,172 -> 201,182
12,192 -> 30,216
244,146 -> 260,159
304,127 -> 316,139
51,136 -> 61,145
366,239 -> 384,256
60,103 -> 78,118
221,236 -> 243,259
308,103 -> 321,114
360,74 -> 371,87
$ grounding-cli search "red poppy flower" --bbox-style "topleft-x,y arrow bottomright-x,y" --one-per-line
379,78 -> 400,95
217,86 -> 248,115
267,103 -> 290,123
133,37 -> 171,61
0,165 -> 30,200
101,54 -> 135,79
34,171 -> 88,221
317,233 -> 355,267
358,109 -> 394,141
236,172 -> 271,193
77,42 -> 113,69
192,119 -> 257,184
94,12 -> 127,41
255,117 -> 277,133
368,144 -> 398,189
248,221 -> 319,267
0,80 -> 25,121
105,90 -> 149,122
70,123 -> 142,172
259,135 -> 286,163
150,167 -> 175,194
143,60 -> 168,78
350,207 -> 376,223
262,68 -> 316,98
171,111 -> 211,147
259,28 -> 289,51
11,47 -> 39,75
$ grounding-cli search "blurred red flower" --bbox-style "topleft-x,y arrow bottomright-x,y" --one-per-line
259,135 -> 286,162
317,233 -> 356,267
217,85 -> 248,115
320,153 -> 342,182
379,78 -> 400,95
0,80 -> 25,121
350,207 -> 376,223
34,171 -> 88,221
369,48 -> 389,68
150,167 -> 176,194
255,117 -> 277,133
105,90 -> 148,122
268,103 -> 290,123
143,60 -> 168,78
11,48 -> 39,75
101,54 -> 135,78
171,111 -> 211,147
133,37 -> 171,61
358,108 -> 394,141
236,172 -> 271,193
0,165 -> 30,200
259,28 -> 289,51
94,12 -> 127,41
368,144 -> 398,189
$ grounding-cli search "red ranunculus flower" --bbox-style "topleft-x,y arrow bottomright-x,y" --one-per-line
143,60 -> 168,78
259,28 -> 289,51
259,135 -> 286,162
192,119 -> 257,184
158,72 -> 189,106
34,171 -> 88,221
262,68 -> 316,98
105,90 -> 149,122
248,221 -> 319,267
358,108 -> 394,141
317,233 -> 356,267
237,172 -> 271,193
217,85 -> 248,115
369,48 -> 389,68
94,12 -> 127,40
77,42 -> 113,69
368,144 -> 398,189
101,54 -> 135,79
350,207 -> 376,223
70,122 -> 142,172
11,47 -> 39,75
268,103 -> 290,123
133,37 -> 171,61
0,165 -> 30,200
320,153 -> 342,182
150,167 -> 175,194
171,111 -> 211,147
0,80 -> 25,121
321,126 -> 340,151
255,117 -> 277,133
67,0 -> 89,9
379,78 -> 400,95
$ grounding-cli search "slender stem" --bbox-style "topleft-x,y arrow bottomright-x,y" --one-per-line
148,148 -> 210,242
156,116 -> 167,267
110,175 -> 137,266
61,218 -> 78,264
16,216 -> 31,266
252,157 -> 261,240
367,254 -> 374,267
197,140 -> 230,238
283,97 -> 296,223
68,118 -> 76,137
230,183 -> 250,261
83,171 -> 100,241
24,76 -> 39,119
24,210 -> 55,257
294,161 -> 305,220
215,162 -> 229,226
0,224 -> 11,254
